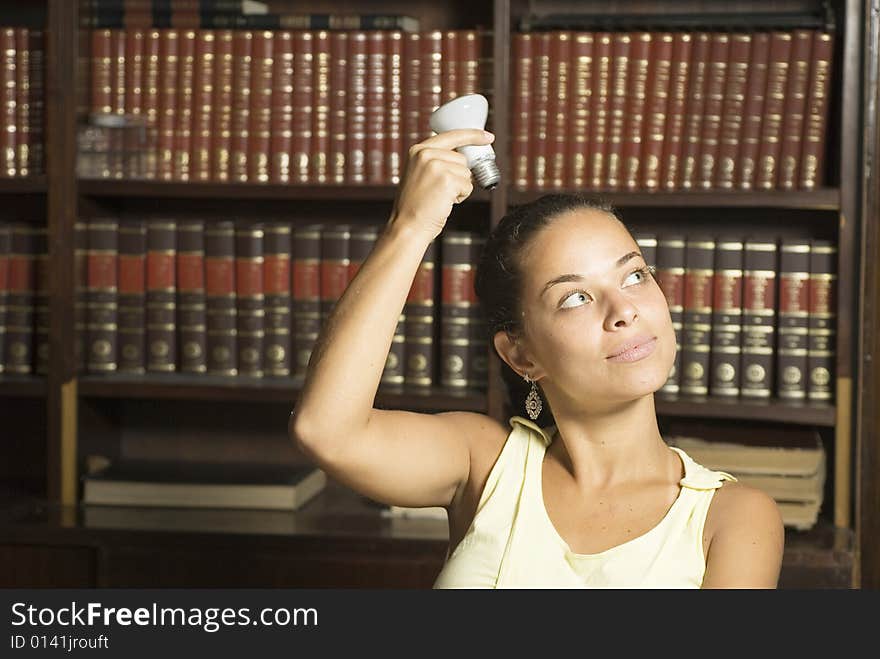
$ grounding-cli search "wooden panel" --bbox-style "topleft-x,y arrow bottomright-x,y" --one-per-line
0,544 -> 95,587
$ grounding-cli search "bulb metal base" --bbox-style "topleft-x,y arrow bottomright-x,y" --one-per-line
471,158 -> 501,190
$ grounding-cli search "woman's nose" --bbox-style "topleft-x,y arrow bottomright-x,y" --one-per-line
603,291 -> 639,330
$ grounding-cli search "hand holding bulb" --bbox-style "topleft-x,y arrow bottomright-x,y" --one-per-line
391,128 -> 495,241
429,94 -> 501,189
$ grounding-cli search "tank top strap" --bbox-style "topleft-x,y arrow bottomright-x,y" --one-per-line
670,446 -> 738,490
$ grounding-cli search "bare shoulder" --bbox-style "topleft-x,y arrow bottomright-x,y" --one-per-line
436,412 -> 509,504
702,480 -> 785,588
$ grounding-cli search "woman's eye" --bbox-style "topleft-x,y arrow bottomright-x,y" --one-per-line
623,268 -> 650,287
560,291 -> 591,309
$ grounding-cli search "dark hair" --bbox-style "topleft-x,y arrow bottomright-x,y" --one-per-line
474,193 -> 623,427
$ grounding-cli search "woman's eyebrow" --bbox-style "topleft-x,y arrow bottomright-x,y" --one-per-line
539,251 -> 643,298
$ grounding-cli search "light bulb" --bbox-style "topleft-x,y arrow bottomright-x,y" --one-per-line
429,93 -> 500,190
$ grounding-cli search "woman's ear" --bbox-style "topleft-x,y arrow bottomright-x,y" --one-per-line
493,330 -> 541,379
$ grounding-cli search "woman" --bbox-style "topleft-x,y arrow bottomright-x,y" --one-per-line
289,129 -> 784,588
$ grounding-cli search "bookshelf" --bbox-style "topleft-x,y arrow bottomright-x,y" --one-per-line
0,0 -> 875,589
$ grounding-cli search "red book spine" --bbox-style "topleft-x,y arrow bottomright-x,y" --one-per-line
91,29 -> 113,115
478,28 -> 493,127
511,33 -> 532,189
191,30 -> 215,181
157,29 -> 179,181
641,32 -> 673,191
696,32 -> 729,189
86,219 -> 119,373
205,221 -> 237,376
741,240 -> 778,399
807,240 -> 836,401
458,30 -> 479,96
176,219 -> 207,373
404,240 -> 436,387
146,219 -> 176,372
346,32 -> 367,184
403,32 -> 421,151
660,33 -> 692,190
736,32 -> 770,189
1,29 -> 17,177
235,223 -> 265,377
248,30 -> 274,184
420,30 -> 442,142
263,223 -> 292,377
530,32 -> 550,189
799,31 -> 834,190
268,30 -> 293,184
291,30 -> 314,184
566,32 -> 592,188
110,29 -> 126,116
777,240 -> 810,399
117,219 -> 147,374
441,30 -> 458,103
319,224 -> 351,325
777,29 -> 813,190
0,225 -> 9,370
588,32 -> 612,189
329,32 -> 348,183
547,31 -> 571,189
311,30 -> 331,184
715,34 -> 751,189
680,237 -> 715,396
679,31 -> 710,189
622,31 -> 651,190
656,235 -> 685,394
210,29 -> 233,182
5,225 -> 36,373
291,224 -> 321,378
708,238 -> 744,396
604,32 -> 632,190
26,30 -> 43,175
74,221 -> 88,371
141,28 -> 160,178
33,227 -> 48,373
229,29 -> 253,182
386,30 -> 404,184
123,28 -> 145,178
14,28 -> 30,177
755,32 -> 793,190
365,31 -> 387,183
174,29 -> 196,181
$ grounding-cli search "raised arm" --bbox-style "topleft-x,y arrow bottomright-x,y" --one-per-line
289,129 -> 505,509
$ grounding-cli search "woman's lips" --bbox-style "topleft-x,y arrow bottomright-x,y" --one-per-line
606,337 -> 658,363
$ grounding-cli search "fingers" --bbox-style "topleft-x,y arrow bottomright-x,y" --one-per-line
419,128 -> 495,151
408,146 -> 469,168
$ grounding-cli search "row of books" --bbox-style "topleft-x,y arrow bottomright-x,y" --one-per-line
84,1 -> 421,32
0,27 -> 44,179
87,27 -> 491,183
0,224 -> 48,375
513,29 -> 833,192
636,234 -> 837,402
77,218 -> 489,390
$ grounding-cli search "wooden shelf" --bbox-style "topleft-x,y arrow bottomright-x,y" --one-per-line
77,373 -> 488,411
655,395 -> 836,427
0,176 -> 47,194
0,376 -> 47,398
78,179 -> 492,203
508,188 -> 841,210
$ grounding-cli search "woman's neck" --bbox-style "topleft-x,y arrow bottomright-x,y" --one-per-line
545,394 -> 673,491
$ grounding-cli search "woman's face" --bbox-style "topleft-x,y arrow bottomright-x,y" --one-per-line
515,209 -> 676,411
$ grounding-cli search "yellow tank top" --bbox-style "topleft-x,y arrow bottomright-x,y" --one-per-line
434,415 -> 736,589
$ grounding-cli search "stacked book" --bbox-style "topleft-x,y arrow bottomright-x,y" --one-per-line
82,458 -> 327,512
665,423 -> 826,530
0,26 -> 44,178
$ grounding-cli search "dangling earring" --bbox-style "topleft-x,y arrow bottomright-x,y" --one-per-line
523,373 -> 542,421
